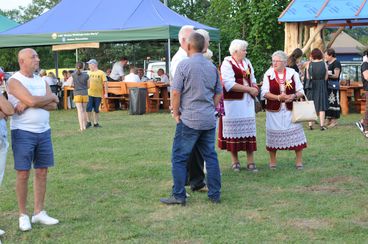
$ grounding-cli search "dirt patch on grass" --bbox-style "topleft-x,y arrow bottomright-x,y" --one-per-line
149,207 -> 185,222
295,185 -> 343,193
320,176 -> 355,184
288,218 -> 331,230
170,240 -> 203,244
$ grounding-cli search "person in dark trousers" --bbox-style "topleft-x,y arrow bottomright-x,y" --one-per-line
160,32 -> 222,205
170,25 -> 207,192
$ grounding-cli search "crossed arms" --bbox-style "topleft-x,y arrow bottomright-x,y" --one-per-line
7,78 -> 59,114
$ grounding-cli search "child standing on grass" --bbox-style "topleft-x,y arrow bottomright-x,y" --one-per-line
0,91 -> 15,238
72,62 -> 89,131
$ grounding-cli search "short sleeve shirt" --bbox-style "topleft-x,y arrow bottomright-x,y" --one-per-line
88,70 -> 106,97
362,62 -> 368,91
172,53 -> 222,130
327,59 -> 342,82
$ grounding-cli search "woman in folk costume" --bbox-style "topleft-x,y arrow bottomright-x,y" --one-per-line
218,39 -> 259,172
261,50 -> 307,170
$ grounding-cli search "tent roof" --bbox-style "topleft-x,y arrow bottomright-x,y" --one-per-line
331,31 -> 366,54
0,0 -> 219,48
278,0 -> 368,26
0,14 -> 18,32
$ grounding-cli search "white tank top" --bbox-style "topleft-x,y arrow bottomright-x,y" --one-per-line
8,72 -> 50,133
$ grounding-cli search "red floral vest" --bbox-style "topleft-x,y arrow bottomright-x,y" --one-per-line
223,60 -> 252,100
265,74 -> 296,111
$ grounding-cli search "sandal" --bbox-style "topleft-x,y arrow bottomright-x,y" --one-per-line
269,164 -> 277,170
364,131 -> 368,139
296,164 -> 304,170
247,163 -> 258,172
231,162 -> 241,172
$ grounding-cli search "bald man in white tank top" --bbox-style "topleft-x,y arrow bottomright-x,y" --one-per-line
7,48 -> 60,232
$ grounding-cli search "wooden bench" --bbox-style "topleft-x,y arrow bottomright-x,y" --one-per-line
357,93 -> 366,114
101,82 -> 129,112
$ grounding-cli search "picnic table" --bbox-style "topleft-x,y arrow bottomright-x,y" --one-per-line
340,84 -> 364,115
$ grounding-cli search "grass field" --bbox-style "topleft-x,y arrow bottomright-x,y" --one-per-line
0,110 -> 367,243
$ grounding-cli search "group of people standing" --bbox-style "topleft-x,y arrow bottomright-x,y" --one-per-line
160,27 -> 366,207
289,47 -> 342,130
160,25 -> 309,206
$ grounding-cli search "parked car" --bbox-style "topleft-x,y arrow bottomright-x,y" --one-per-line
145,61 -> 166,80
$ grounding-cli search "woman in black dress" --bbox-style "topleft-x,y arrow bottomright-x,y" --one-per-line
325,48 -> 341,128
306,48 -> 329,130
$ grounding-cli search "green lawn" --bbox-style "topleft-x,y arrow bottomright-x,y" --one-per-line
1,110 -> 367,243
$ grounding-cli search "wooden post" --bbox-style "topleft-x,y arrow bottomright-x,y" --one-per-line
301,23 -> 326,53
284,23 -> 299,54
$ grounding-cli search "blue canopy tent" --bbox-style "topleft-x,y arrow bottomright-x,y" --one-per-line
278,0 -> 368,54
0,0 -> 219,47
0,0 -> 220,75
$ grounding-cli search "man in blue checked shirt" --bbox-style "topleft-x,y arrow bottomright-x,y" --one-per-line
160,32 -> 223,205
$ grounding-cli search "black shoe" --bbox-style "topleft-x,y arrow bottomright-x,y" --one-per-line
191,183 -> 207,192
320,126 -> 327,131
94,123 -> 102,128
160,196 -> 186,206
209,198 -> 221,204
86,122 -> 92,129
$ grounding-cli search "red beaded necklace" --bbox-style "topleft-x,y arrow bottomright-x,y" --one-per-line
274,68 -> 286,85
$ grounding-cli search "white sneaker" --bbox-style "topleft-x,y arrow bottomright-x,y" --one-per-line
19,214 -> 32,231
31,211 -> 59,225
0,228 -> 4,235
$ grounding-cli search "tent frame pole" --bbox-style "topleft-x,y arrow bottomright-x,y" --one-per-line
166,39 -> 171,76
218,42 -> 221,65
54,51 -> 59,80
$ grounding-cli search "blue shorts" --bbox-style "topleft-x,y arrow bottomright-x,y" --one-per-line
86,96 -> 101,113
11,129 -> 54,170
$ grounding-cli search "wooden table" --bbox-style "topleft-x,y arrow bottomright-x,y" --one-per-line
154,82 -> 170,110
63,86 -> 74,110
340,85 -> 363,115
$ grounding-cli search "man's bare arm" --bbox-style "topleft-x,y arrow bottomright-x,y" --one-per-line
0,94 -> 14,116
7,78 -> 58,108
213,94 -> 222,108
171,89 -> 181,123
41,82 -> 59,111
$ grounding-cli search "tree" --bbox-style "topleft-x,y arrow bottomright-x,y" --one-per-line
18,0 -> 60,23
246,0 -> 290,80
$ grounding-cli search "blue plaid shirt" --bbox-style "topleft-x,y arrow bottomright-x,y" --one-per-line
172,53 -> 222,130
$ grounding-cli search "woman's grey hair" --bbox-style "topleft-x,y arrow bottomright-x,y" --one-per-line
195,29 -> 210,43
178,25 -> 194,45
203,49 -> 213,61
229,39 -> 248,55
272,50 -> 288,62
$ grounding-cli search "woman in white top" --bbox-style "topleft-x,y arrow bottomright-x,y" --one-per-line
261,50 -> 307,170
218,40 -> 259,172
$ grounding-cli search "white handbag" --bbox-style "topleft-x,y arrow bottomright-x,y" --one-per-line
292,95 -> 318,123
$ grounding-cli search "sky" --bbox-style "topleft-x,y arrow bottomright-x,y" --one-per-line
0,0 -> 32,11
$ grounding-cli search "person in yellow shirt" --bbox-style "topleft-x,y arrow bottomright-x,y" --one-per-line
86,59 -> 106,128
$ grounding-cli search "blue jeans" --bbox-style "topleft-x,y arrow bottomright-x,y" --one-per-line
0,137 -> 8,185
171,121 -> 221,201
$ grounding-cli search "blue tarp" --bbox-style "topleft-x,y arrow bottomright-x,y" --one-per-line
0,0 -> 219,47
279,0 -> 368,23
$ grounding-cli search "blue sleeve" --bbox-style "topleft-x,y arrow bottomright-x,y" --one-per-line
214,69 -> 222,94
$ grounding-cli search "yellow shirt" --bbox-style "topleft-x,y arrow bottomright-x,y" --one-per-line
88,70 -> 106,97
